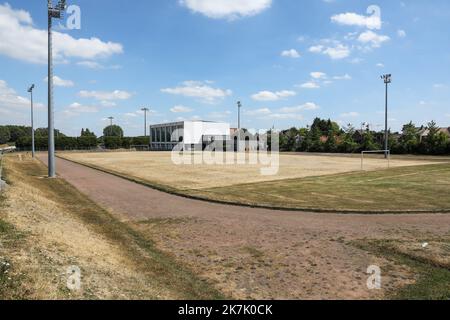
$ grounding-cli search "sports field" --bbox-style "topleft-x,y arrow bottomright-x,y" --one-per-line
59,152 -> 450,212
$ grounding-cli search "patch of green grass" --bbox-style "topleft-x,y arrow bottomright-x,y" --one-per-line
138,217 -> 195,226
4,158 -> 224,300
354,240 -> 450,300
191,163 -> 450,212
0,218 -> 28,300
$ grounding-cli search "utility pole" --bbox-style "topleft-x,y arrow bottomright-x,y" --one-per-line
108,117 -> 114,136
141,108 -> 149,137
237,101 -> 241,131
237,101 -> 242,152
381,74 -> 392,159
28,84 -> 35,158
47,0 -> 66,178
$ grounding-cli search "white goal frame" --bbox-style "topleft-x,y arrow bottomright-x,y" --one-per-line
130,145 -> 150,151
361,150 -> 391,171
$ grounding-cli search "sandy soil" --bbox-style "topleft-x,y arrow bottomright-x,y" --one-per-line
59,152 -> 437,190
39,154 -> 450,299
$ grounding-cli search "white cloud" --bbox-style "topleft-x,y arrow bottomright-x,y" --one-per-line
281,49 -> 301,58
333,74 -> 352,80
340,112 -> 360,118
180,0 -> 272,20
251,90 -> 296,101
358,31 -> 390,48
311,72 -> 327,79
76,61 -> 122,70
376,63 -> 385,68
280,102 -> 320,113
309,42 -> 351,60
0,79 -> 44,111
397,29 -> 407,38
68,102 -> 98,113
44,76 -> 74,87
161,81 -> 232,103
0,3 -> 123,64
170,105 -> 193,113
78,90 -> 133,101
208,110 -> 232,119
244,108 -> 272,116
331,11 -> 381,30
299,82 -> 320,89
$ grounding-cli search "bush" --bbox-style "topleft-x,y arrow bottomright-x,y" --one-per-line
104,137 -> 122,149
0,127 -> 10,144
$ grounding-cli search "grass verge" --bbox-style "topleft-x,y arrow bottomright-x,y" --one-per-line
354,240 -> 450,300
0,154 -> 224,300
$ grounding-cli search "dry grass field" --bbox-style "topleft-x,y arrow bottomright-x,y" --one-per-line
0,154 -> 222,300
3,153 -> 450,299
59,151 -> 449,212
59,152 -> 437,190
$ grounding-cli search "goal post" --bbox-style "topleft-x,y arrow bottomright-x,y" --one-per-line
130,145 -> 150,151
361,150 -> 391,170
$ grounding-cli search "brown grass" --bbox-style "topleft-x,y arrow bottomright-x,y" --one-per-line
0,154 -> 223,300
59,152 -> 438,190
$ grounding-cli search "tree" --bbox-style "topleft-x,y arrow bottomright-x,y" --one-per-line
338,124 -> 359,153
360,125 -> 380,151
0,126 -> 11,144
398,122 -> 419,154
421,121 -> 448,155
35,128 -> 65,138
103,125 -> 123,138
80,128 -> 97,138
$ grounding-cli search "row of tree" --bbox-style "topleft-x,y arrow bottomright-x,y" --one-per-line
0,125 -> 66,145
278,118 -> 450,155
7,126 -> 149,150
3,121 -> 450,155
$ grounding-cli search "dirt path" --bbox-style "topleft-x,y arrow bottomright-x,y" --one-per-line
39,154 -> 450,299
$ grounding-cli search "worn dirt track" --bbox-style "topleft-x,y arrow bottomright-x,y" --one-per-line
38,154 -> 450,299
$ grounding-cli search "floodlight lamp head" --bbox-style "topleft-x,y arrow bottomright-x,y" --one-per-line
382,74 -> 392,84
28,84 -> 35,92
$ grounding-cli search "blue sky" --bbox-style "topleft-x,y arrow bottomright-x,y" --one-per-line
1,0 -> 449,136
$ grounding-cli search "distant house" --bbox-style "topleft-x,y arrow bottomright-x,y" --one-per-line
418,127 -> 450,142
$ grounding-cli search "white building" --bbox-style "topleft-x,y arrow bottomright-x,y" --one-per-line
150,120 -> 231,151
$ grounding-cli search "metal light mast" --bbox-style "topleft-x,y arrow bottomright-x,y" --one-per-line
237,101 -> 242,152
141,108 -> 149,137
27,84 -> 35,158
108,117 -> 114,136
47,0 -> 66,178
381,74 -> 392,159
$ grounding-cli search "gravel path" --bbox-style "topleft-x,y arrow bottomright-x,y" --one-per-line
38,154 -> 450,299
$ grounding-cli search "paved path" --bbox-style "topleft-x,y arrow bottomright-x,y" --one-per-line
38,154 -> 450,299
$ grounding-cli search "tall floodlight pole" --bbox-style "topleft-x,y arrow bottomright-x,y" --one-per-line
237,101 -> 242,152
141,108 -> 149,137
47,0 -> 66,178
108,117 -> 114,136
381,74 -> 392,159
28,84 -> 35,158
